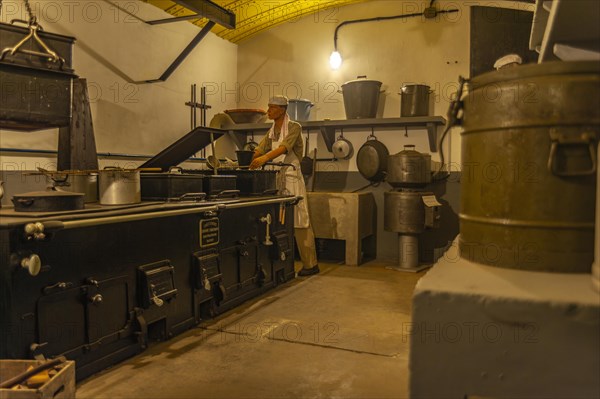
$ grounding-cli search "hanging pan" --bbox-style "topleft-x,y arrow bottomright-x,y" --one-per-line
300,129 -> 313,176
332,129 -> 354,160
356,130 -> 389,182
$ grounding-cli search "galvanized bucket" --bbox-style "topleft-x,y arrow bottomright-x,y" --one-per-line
458,61 -> 600,273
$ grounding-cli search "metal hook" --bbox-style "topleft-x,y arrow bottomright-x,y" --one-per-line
0,18 -> 65,66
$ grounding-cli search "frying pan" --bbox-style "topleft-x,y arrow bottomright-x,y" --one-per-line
300,129 -> 313,176
356,132 -> 389,182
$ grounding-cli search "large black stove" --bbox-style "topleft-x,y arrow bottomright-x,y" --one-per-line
0,126 -> 298,381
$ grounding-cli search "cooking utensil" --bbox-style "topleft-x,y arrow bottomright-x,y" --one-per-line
400,84 -> 432,117
12,190 -> 85,212
340,76 -> 383,119
236,150 -> 255,167
98,167 -> 141,205
356,132 -> 389,182
311,148 -> 317,192
288,99 -> 314,121
300,130 -> 313,176
48,173 -> 98,203
387,145 -> 432,188
140,167 -> 205,201
332,129 -> 354,160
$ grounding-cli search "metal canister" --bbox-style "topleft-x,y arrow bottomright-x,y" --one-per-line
387,145 -> 431,188
459,61 -> 600,273
384,191 -> 432,234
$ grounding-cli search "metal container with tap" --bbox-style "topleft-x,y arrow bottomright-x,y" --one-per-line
387,145 -> 431,188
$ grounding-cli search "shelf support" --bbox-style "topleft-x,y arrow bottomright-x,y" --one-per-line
426,123 -> 438,152
320,127 -> 337,152
227,131 -> 248,150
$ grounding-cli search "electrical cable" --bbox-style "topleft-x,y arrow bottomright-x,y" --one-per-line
333,8 -> 459,51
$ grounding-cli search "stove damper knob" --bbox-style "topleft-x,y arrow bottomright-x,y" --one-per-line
90,294 -> 103,305
21,254 -> 42,276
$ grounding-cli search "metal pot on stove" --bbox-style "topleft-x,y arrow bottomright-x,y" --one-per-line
387,145 -> 431,188
99,167 -> 141,205
48,173 -> 98,203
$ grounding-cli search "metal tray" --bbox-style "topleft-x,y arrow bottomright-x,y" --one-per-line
0,22 -> 76,131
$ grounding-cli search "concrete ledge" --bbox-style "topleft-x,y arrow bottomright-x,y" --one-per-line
409,242 -> 600,398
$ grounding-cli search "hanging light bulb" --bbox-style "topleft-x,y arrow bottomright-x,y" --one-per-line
329,50 -> 342,70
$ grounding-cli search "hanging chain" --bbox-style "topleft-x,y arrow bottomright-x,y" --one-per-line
0,0 -> 36,23
23,0 -> 36,24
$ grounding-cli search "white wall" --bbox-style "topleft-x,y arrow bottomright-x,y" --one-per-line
0,0 -> 238,171
234,0 -> 533,261
235,0 -> 534,171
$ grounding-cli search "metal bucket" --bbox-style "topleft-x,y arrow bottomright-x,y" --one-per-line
341,76 -> 382,119
400,84 -> 430,117
459,61 -> 600,273
287,99 -> 313,121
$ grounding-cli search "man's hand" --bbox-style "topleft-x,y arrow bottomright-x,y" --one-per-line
250,155 -> 268,170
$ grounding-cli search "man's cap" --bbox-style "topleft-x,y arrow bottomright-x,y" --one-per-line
268,95 -> 289,106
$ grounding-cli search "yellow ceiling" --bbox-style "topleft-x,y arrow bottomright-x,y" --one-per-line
145,0 -> 367,43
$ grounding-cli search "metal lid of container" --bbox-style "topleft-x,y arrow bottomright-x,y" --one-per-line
140,126 -> 225,172
342,75 -> 382,86
470,60 -> 600,88
288,98 -> 313,104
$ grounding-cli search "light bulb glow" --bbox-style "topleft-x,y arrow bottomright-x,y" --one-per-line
329,51 -> 342,70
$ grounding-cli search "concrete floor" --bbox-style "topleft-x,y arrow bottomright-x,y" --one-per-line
77,261 -> 423,399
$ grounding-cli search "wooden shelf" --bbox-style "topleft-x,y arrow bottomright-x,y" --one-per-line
223,116 -> 447,153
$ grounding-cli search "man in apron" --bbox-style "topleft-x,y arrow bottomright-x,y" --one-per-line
249,95 -> 319,276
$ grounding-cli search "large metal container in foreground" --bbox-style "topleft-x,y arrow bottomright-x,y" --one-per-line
459,61 -> 600,273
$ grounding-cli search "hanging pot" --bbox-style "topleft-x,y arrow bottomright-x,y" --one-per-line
12,190 -> 85,212
288,99 -> 314,121
98,167 -> 141,205
340,76 -> 383,119
356,135 -> 389,182
332,136 -> 354,160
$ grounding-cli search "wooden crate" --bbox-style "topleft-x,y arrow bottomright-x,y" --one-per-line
0,360 -> 75,399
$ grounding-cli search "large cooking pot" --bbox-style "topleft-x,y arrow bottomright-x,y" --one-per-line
12,190 -> 85,212
458,61 -> 600,273
356,135 -> 389,182
48,173 -> 98,203
387,145 -> 431,188
99,167 -> 141,205
400,84 -> 432,117
340,76 -> 383,119
288,99 -> 314,121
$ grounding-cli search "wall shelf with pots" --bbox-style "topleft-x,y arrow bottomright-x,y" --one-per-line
224,116 -> 447,153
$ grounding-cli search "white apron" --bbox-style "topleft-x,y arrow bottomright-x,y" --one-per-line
271,134 -> 310,228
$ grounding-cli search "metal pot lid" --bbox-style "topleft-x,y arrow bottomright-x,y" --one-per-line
469,60 -> 600,89
288,98 -> 314,104
343,76 -> 382,86
14,190 -> 85,198
395,145 -> 430,158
